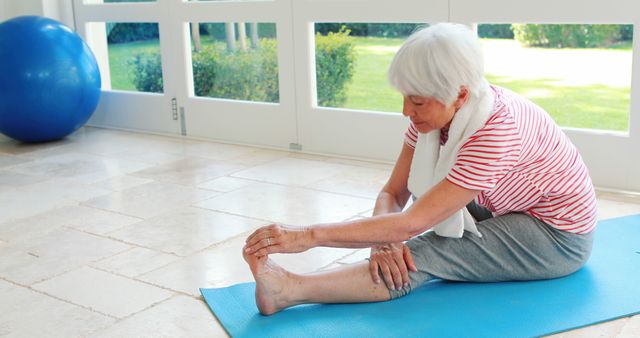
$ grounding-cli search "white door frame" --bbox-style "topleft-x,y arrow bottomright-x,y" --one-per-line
73,0 -> 179,135
450,0 -> 640,191
70,0 -> 640,191
174,0 -> 298,149
292,0 -> 449,161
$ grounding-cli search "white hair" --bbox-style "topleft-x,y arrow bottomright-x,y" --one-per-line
387,23 -> 486,105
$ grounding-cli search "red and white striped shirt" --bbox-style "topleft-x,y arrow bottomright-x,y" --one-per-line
404,85 -> 597,234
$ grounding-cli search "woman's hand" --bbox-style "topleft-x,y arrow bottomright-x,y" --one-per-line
369,242 -> 417,290
244,224 -> 313,257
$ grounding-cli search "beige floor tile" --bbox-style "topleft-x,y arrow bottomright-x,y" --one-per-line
33,267 -> 173,319
549,317 -> 628,337
224,148 -> 289,166
358,209 -> 376,217
138,237 -> 254,296
181,141 -> 257,161
107,206 -> 266,256
336,249 -> 371,265
326,157 -> 395,171
0,205 -> 141,243
2,127 -> 640,337
0,228 -> 130,285
12,177 -> 112,202
112,148 -> 187,166
7,152 -> 153,184
0,176 -> 113,226
90,295 -> 227,338
92,175 -> 155,192
91,247 -> 179,278
82,181 -> 219,219
305,166 -> 390,199
618,315 -> 640,338
0,170 -> 48,188
196,182 -> 373,225
0,280 -> 114,337
270,247 -> 358,274
232,157 -> 353,186
0,183 -> 77,225
596,198 -> 640,220
288,152 -> 332,162
139,235 -> 357,297
198,176 -> 256,192
0,137 -> 70,156
0,154 -> 32,168
132,157 -> 245,186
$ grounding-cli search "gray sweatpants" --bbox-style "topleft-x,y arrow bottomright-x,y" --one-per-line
389,202 -> 594,299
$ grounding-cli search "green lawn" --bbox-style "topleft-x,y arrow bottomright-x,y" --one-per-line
343,36 -> 630,131
107,36 -> 631,131
108,39 -> 161,91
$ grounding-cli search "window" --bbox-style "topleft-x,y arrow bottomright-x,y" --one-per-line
190,22 -> 279,103
314,23 -> 427,113
479,23 -> 633,132
87,22 -> 164,93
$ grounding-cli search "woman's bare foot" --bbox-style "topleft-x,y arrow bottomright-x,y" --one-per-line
243,249 -> 295,315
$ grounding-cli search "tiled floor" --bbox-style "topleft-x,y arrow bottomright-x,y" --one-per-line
0,126 -> 639,337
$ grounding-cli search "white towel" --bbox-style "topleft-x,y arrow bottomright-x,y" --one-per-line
407,84 -> 494,238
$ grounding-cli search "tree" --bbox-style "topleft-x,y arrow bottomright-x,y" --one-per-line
191,22 -> 201,52
238,22 -> 247,51
225,22 -> 236,51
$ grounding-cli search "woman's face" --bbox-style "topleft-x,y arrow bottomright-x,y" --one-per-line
402,87 -> 468,133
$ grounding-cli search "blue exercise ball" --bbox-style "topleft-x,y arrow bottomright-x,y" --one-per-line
0,16 -> 101,143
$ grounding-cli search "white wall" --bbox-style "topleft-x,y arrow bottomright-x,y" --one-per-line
0,0 -> 74,29
0,0 -> 44,22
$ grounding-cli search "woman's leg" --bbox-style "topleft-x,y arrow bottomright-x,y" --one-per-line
466,200 -> 494,222
243,251 -> 391,315
391,212 -> 594,299
244,211 -> 594,314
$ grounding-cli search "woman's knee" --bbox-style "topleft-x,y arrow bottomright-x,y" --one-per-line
388,283 -> 413,299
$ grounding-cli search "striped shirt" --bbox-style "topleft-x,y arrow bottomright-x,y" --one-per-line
404,85 -> 597,234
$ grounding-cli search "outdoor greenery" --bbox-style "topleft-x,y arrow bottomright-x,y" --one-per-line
125,29 -> 355,104
108,23 -> 159,43
109,23 -> 632,131
486,75 -> 629,131
315,28 -> 357,107
128,53 -> 163,93
512,24 -> 626,48
315,23 -> 425,38
128,39 -> 280,102
478,24 -> 514,39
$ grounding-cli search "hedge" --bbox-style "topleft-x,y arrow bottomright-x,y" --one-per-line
315,28 -> 356,107
512,24 -> 624,48
129,30 -> 356,106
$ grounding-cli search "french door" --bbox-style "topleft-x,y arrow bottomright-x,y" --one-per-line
73,0 -> 640,191
74,0 -> 297,148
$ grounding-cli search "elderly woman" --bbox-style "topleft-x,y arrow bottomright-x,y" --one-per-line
243,23 -> 596,315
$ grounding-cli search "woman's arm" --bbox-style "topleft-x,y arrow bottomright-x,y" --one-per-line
312,179 -> 480,247
244,178 -> 480,255
372,143 -> 414,216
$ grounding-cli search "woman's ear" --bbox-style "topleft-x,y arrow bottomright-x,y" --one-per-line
454,86 -> 469,111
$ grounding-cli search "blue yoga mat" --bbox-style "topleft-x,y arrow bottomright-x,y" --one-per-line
201,214 -> 640,338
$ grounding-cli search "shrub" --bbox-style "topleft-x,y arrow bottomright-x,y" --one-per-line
128,53 -> 163,93
315,23 -> 424,38
130,39 -> 279,101
130,33 -> 355,106
512,24 -> 621,48
203,23 -> 276,41
108,23 -> 159,44
315,28 -> 356,107
478,24 -> 514,39
199,39 -> 279,102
